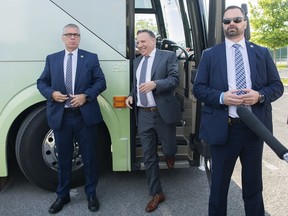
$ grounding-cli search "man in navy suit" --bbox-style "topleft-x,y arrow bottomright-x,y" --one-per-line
193,6 -> 283,216
37,23 -> 106,214
125,29 -> 181,212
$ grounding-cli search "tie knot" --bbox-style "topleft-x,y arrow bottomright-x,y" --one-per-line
144,56 -> 150,60
68,53 -> 73,57
233,44 -> 241,50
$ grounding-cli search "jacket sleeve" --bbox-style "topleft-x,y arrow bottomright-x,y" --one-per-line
83,53 -> 106,102
253,47 -> 283,104
37,55 -> 55,101
154,51 -> 179,94
192,49 -> 226,108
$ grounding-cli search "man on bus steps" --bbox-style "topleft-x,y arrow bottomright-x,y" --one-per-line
125,29 -> 182,213
37,23 -> 106,214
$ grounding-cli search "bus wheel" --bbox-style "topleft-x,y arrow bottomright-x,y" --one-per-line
15,106 -> 84,191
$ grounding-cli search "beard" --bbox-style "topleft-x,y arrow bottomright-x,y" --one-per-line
224,26 -> 241,39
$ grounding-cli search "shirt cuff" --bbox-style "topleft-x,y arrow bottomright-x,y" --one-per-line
220,92 -> 224,104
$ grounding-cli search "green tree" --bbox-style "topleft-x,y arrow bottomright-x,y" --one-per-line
135,18 -> 158,35
249,0 -> 288,61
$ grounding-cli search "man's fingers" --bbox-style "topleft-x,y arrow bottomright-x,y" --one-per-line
125,98 -> 133,109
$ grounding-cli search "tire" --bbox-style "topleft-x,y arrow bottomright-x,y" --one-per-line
15,106 -> 86,191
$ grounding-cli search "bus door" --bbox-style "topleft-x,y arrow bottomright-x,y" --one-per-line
133,0 -> 213,170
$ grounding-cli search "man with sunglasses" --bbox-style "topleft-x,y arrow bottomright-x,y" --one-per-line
37,23 -> 106,214
193,5 -> 283,216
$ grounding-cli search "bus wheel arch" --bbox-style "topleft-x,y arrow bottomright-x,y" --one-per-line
15,105 -> 111,191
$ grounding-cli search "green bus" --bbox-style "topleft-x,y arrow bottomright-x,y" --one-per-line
0,0 -> 248,191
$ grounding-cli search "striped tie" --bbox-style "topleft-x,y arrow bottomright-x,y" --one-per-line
233,44 -> 246,95
65,53 -> 73,107
139,56 -> 149,106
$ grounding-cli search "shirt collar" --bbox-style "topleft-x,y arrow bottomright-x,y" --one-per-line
225,38 -> 246,49
145,48 -> 156,58
65,48 -> 78,57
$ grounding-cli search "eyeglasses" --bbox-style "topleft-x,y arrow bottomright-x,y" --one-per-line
63,33 -> 80,38
222,17 -> 245,25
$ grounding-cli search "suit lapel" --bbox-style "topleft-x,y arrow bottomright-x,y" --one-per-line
151,49 -> 162,78
134,49 -> 161,80
58,51 -> 66,93
245,41 -> 257,86
133,49 -> 161,89
134,56 -> 142,72
219,43 -> 229,90
133,56 -> 142,89
74,49 -> 85,92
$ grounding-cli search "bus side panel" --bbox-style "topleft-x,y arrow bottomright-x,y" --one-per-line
0,0 -> 131,177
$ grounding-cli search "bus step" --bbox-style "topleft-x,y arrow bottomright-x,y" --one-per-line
135,135 -> 188,147
139,160 -> 190,170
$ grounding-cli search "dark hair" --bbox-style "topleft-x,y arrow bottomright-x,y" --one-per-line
223,5 -> 245,17
136,29 -> 156,38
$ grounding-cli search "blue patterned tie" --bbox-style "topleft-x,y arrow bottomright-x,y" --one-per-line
233,44 -> 246,95
65,53 -> 73,107
139,56 -> 149,106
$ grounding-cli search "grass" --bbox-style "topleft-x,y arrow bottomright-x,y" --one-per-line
277,64 -> 288,69
278,65 -> 287,69
281,78 -> 288,85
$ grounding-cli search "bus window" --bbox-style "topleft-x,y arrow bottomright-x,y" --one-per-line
135,0 -> 152,8
160,0 -> 186,47
135,0 -> 158,35
135,14 -> 158,36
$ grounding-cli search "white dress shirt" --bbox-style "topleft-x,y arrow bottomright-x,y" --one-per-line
136,48 -> 157,107
225,38 -> 251,117
64,49 -> 78,95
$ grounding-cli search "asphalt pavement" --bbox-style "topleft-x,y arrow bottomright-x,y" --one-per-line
0,67 -> 287,216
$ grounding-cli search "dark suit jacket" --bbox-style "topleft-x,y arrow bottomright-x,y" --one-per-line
193,41 -> 283,145
131,49 -> 182,124
37,49 -> 106,130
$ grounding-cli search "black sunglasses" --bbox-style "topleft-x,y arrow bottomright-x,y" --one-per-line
222,17 -> 245,25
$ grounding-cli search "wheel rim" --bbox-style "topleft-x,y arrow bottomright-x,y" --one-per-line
42,130 -> 83,171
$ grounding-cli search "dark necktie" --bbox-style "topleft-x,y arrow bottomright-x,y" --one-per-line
139,56 -> 149,106
65,53 -> 73,107
233,44 -> 246,95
